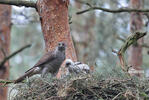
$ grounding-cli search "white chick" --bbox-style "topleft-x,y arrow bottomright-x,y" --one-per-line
65,59 -> 90,74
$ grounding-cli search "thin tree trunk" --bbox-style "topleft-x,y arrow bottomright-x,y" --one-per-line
0,4 -> 11,100
128,0 -> 144,75
36,0 -> 77,78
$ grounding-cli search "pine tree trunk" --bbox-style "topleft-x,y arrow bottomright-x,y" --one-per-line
0,4 -> 11,100
128,0 -> 144,75
36,0 -> 77,78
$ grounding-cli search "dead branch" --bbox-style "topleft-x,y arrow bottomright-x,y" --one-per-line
0,0 -> 37,8
116,31 -> 146,71
76,6 -> 149,15
0,44 -> 31,68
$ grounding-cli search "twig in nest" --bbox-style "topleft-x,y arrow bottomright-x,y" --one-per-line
0,44 -> 31,68
112,92 -> 123,100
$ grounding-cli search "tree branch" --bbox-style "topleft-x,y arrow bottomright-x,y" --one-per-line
116,35 -> 149,48
0,0 -> 37,8
116,32 -> 146,71
76,6 -> 149,15
115,35 -> 125,42
0,79 -> 14,85
0,44 -> 31,67
75,0 -> 92,8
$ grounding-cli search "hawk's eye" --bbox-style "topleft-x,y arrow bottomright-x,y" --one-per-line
58,43 -> 61,46
66,63 -> 71,66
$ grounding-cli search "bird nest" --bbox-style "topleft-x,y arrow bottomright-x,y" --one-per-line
10,75 -> 149,100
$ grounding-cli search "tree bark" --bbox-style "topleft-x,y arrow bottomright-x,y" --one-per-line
128,0 -> 144,75
36,0 -> 77,78
0,0 -> 36,7
0,4 -> 11,100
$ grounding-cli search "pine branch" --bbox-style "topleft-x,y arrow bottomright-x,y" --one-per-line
0,44 -> 31,68
0,0 -> 37,8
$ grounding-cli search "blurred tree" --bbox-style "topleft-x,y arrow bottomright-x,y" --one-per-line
0,4 -> 11,100
72,1 -> 97,66
71,0 -> 120,66
128,0 -> 144,74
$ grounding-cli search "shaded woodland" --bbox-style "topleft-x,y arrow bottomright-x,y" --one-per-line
0,0 -> 149,100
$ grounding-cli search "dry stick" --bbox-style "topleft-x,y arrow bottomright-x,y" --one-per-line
76,7 -> 149,15
76,0 -> 149,14
0,79 -> 14,85
0,44 -> 31,68
0,44 -> 31,85
116,32 -> 146,71
112,92 -> 123,100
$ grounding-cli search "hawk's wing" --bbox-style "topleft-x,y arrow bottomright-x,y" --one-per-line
25,51 -> 56,73
34,51 -> 56,67
74,62 -> 82,65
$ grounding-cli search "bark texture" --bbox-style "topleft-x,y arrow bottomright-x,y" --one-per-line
0,4 -> 11,100
36,0 -> 77,78
128,0 -> 144,73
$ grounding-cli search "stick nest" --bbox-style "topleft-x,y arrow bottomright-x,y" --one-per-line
10,75 -> 149,100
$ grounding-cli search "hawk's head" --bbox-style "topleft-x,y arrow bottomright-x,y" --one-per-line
57,42 -> 66,51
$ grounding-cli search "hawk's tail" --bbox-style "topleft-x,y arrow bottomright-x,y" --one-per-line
14,68 -> 35,83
